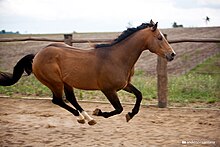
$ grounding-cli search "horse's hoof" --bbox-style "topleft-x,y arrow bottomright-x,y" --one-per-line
77,119 -> 86,124
88,119 -> 97,125
126,113 -> 131,122
93,108 -> 101,116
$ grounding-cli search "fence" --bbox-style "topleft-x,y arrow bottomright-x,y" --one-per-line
0,34 -> 220,108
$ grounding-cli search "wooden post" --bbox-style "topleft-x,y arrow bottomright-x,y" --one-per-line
157,34 -> 168,108
63,34 -> 72,102
64,34 -> 73,46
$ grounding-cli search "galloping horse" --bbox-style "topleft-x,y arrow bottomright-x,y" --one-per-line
0,20 -> 176,125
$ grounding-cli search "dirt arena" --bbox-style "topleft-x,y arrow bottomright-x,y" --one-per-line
0,97 -> 219,146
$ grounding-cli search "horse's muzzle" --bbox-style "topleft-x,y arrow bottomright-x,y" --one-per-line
165,52 -> 176,61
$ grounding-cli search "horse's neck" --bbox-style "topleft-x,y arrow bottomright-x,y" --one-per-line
112,31 -> 147,71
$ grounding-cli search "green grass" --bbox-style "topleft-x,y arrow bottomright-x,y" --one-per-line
0,75 -> 51,97
169,53 -> 220,104
131,70 -> 157,100
169,74 -> 219,103
130,53 -> 220,104
0,53 -> 219,105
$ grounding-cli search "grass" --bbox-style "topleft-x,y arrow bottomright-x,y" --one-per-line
169,53 -> 220,104
169,74 -> 219,103
0,53 -> 219,105
0,75 -> 51,97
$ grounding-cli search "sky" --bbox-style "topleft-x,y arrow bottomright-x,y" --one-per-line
0,0 -> 220,34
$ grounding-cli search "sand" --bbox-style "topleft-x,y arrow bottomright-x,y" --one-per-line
0,97 -> 219,146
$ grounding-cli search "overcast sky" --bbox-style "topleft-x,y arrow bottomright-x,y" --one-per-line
0,0 -> 220,34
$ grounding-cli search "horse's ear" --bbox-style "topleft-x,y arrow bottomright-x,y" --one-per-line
151,22 -> 158,32
150,19 -> 155,25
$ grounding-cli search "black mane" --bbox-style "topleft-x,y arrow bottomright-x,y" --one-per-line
95,23 -> 153,48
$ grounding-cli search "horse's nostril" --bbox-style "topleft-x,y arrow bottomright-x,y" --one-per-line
171,52 -> 176,57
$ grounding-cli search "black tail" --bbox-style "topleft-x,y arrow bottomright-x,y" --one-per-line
0,54 -> 35,86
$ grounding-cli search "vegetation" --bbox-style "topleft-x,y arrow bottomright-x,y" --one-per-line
0,30 -> 19,34
130,53 -> 220,105
0,53 -> 219,105
0,75 -> 51,97
172,22 -> 183,28
169,74 -> 219,104
169,53 -> 220,104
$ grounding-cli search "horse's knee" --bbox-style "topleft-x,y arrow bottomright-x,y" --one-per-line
116,106 -> 123,114
136,90 -> 142,100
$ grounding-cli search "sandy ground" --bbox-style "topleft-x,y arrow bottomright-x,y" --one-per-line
0,97 -> 219,146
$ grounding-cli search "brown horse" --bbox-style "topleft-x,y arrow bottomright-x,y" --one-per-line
0,20 -> 176,125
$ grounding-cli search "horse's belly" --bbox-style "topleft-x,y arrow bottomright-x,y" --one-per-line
63,75 -> 99,90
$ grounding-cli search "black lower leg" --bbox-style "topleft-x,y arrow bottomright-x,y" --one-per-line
124,83 -> 142,120
94,107 -> 123,118
64,84 -> 84,113
52,94 -> 79,116
93,91 -> 123,118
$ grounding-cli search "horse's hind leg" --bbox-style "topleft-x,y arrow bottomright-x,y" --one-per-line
64,83 -> 96,125
37,78 -> 86,124
33,63 -> 83,123
123,83 -> 142,122
52,92 -> 80,117
93,90 -> 123,118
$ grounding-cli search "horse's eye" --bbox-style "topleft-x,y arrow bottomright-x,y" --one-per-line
158,35 -> 162,41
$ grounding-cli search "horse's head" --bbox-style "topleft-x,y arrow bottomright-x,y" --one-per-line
144,20 -> 176,61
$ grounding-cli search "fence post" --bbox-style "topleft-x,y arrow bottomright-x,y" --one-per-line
64,34 -> 73,46
157,34 -> 168,108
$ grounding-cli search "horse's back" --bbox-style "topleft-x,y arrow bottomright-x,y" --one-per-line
33,43 -> 100,90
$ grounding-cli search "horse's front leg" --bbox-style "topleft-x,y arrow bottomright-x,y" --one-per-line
93,90 -> 123,118
123,83 -> 142,122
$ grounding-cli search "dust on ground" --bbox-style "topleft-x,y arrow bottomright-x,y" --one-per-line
0,97 -> 219,146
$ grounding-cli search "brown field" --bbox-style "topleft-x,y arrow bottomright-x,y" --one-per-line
0,27 -> 220,146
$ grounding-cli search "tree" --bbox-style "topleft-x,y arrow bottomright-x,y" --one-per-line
1,30 -> 6,34
172,22 -> 183,28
